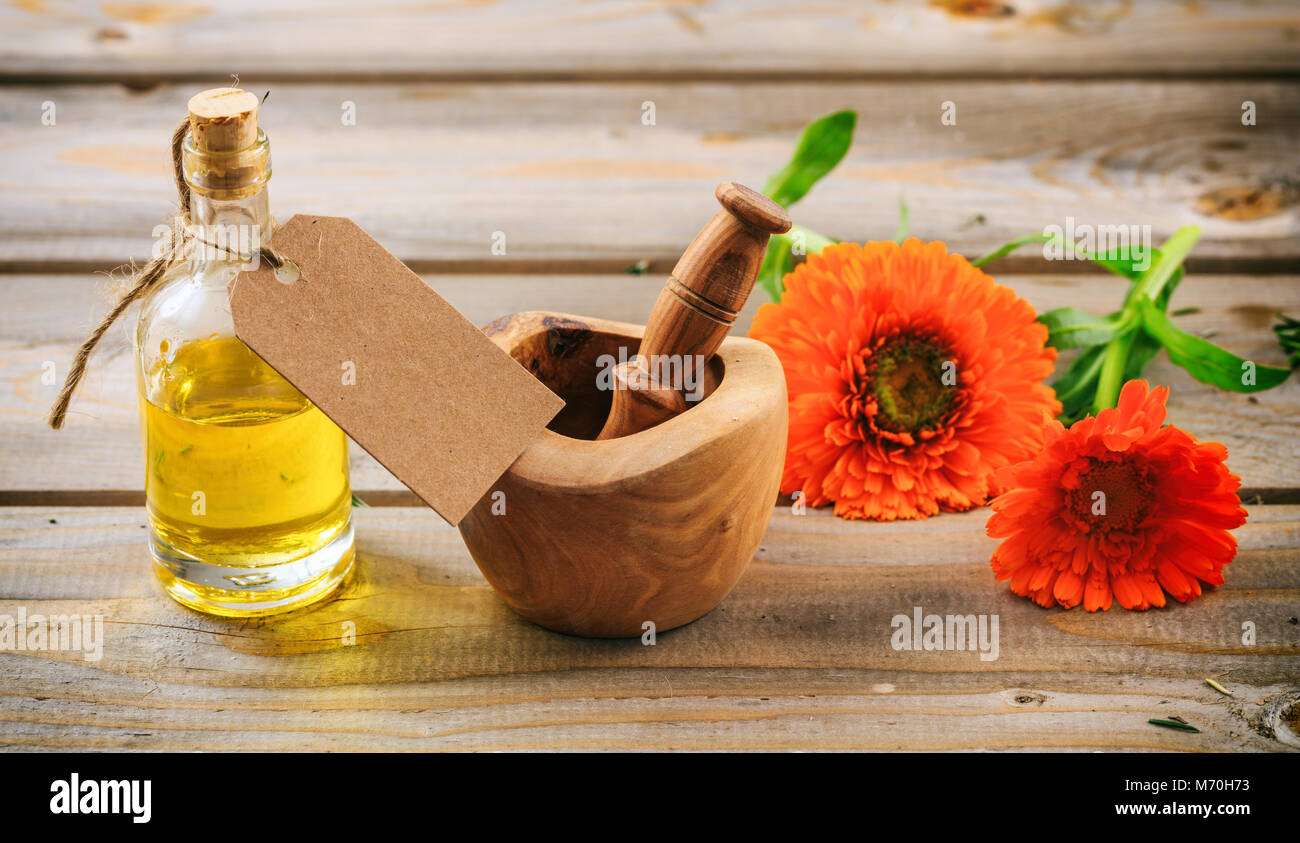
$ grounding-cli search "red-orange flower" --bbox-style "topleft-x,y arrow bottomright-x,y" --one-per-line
988,379 -> 1247,610
749,239 -> 1060,520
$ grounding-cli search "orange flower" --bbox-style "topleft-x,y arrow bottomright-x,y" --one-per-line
988,379 -> 1247,610
749,239 -> 1060,520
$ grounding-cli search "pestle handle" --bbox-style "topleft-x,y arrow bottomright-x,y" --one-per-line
597,182 -> 791,440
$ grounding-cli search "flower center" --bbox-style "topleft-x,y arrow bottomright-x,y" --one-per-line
1065,458 -> 1155,533
870,338 -> 955,433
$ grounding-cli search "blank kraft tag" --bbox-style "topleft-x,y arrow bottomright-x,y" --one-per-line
230,214 -> 564,525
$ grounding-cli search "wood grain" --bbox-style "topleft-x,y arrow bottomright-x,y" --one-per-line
2,80 -> 1297,269
1,1 -> 1297,81
4,0 -> 1297,756
3,272 -> 1295,498
1,505 -> 1295,751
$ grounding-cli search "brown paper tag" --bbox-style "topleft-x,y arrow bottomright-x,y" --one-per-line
230,215 -> 564,525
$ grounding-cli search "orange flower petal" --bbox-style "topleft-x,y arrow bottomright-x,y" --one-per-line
750,240 -> 1060,523
985,380 -> 1244,611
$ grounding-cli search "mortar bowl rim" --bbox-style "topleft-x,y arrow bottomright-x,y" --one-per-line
483,311 -> 786,495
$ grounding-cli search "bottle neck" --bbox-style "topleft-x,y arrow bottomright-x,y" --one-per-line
182,127 -> 273,259
189,188 -> 273,239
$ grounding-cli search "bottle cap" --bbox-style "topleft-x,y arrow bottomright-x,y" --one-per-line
183,88 -> 269,198
187,87 -> 260,152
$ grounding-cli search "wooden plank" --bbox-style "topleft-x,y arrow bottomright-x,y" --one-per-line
0,505 -> 1296,751
3,272 -> 1296,497
2,80 -> 1297,269
1,1 -> 1297,80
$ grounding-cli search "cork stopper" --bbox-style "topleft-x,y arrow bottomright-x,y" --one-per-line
187,87 -> 260,152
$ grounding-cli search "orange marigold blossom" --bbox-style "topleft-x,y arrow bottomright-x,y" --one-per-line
987,379 -> 1247,611
748,239 -> 1060,521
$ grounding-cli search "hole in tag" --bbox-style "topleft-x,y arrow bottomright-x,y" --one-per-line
274,259 -> 301,285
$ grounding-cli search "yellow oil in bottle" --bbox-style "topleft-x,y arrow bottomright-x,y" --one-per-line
140,334 -> 354,615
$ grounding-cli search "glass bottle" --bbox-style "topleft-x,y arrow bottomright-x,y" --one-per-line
134,88 -> 355,616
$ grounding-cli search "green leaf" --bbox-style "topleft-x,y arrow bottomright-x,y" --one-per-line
757,224 -> 838,302
762,110 -> 857,208
753,109 -> 855,302
1051,345 -> 1106,423
756,235 -> 795,302
1121,271 -> 1181,383
1123,329 -> 1163,382
893,199 -> 909,244
970,233 -> 1054,268
1053,345 -> 1106,400
350,493 -> 369,508
1038,307 -> 1133,349
1138,296 -> 1290,392
971,235 -> 1168,286
1274,312 -> 1300,368
1153,267 -> 1182,310
1091,245 -> 1159,281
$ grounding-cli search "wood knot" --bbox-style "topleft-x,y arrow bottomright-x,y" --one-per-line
542,316 -> 592,358
1004,689 -> 1047,708
1265,692 -> 1300,749
932,0 -> 1016,18
1195,185 -> 1291,221
480,314 -> 516,338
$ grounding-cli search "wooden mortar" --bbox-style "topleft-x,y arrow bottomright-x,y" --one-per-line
458,312 -> 788,637
459,182 -> 791,637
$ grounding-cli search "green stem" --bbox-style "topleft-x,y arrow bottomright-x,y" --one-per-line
1093,328 -> 1136,413
1090,228 -> 1199,414
1131,226 -> 1199,303
893,200 -> 910,244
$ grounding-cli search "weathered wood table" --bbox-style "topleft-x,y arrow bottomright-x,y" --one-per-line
1,1 -> 1297,751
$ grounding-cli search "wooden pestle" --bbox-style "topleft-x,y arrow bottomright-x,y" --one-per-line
597,182 -> 791,440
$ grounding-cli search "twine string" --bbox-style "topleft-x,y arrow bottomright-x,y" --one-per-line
48,117 -> 282,429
